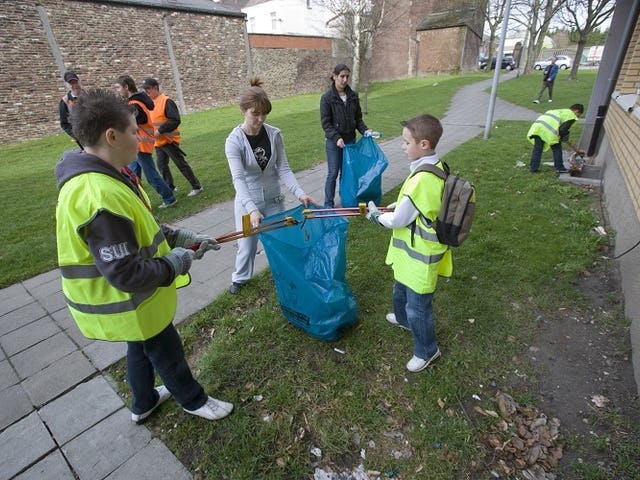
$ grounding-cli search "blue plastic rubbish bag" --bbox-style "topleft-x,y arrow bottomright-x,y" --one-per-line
339,135 -> 388,207
259,205 -> 358,341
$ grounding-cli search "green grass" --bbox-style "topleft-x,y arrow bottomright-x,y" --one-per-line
0,74 -> 479,287
103,70 -> 638,478
491,68 -> 597,112
6,69 -> 638,477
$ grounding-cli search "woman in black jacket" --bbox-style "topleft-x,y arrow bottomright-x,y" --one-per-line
320,64 -> 371,207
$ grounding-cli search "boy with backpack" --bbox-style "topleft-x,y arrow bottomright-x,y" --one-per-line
366,113 -> 455,372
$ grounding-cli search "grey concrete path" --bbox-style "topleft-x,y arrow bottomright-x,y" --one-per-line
0,73 -> 537,480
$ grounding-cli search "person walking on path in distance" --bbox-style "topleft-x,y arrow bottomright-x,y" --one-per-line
141,77 -> 203,197
533,56 -> 559,104
114,75 -> 177,209
225,77 -> 317,294
59,70 -> 85,149
320,63 -> 373,207
366,114 -> 452,373
527,103 -> 585,174
55,88 -> 233,423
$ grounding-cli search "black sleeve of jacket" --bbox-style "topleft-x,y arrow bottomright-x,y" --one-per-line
558,119 -> 576,142
83,210 -> 177,292
353,94 -> 368,134
59,99 -> 74,138
158,99 -> 181,134
132,103 -> 148,126
320,92 -> 340,143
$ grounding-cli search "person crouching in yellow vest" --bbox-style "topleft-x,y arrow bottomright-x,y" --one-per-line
527,103 -> 584,174
366,114 -> 452,373
55,89 -> 233,423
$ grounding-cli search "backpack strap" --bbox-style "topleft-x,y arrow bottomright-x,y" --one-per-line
408,161 -> 448,245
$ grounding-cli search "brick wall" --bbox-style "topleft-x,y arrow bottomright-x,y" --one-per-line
604,103 -> 640,222
0,1 -> 338,145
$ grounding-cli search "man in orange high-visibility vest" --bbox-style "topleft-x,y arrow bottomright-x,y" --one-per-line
141,77 -> 203,197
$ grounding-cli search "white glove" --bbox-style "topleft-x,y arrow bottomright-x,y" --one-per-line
366,201 -> 382,225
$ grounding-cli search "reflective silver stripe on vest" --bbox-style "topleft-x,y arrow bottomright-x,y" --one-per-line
391,237 -> 445,265
64,288 -> 156,315
60,230 -> 166,279
534,113 -> 561,137
410,221 -> 439,242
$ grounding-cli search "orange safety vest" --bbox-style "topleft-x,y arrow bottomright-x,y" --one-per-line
129,98 -> 156,154
149,93 -> 181,147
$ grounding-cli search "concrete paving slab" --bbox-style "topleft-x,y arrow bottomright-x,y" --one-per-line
63,408 -> 152,480
50,306 -> 76,330
39,376 -> 125,446
35,290 -> 68,314
0,383 -> 33,431
21,350 -> 96,407
65,324 -> 94,348
104,438 -> 192,480
14,450 -> 75,480
0,301 -> 48,337
11,331 -> 77,379
0,359 -> 18,390
0,284 -> 31,317
0,412 -> 56,479
0,316 -> 61,357
22,272 -> 61,298
83,340 -> 127,371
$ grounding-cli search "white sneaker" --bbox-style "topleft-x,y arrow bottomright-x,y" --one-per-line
187,188 -> 203,197
406,349 -> 441,373
532,99 -> 540,104
184,396 -> 234,420
548,99 -> 553,103
131,385 -> 171,424
385,313 -> 410,331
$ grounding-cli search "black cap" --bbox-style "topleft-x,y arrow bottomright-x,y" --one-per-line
141,77 -> 159,89
63,71 -> 79,83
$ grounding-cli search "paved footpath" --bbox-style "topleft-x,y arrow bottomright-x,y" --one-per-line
0,74 -> 537,480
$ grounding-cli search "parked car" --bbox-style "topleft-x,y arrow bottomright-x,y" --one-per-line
479,55 -> 516,71
534,55 -> 573,70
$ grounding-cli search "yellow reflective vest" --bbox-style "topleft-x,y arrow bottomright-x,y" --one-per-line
527,109 -> 578,152
385,164 -> 453,294
56,171 -> 187,341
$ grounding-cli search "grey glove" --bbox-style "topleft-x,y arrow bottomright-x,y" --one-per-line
366,201 -> 382,225
193,239 -> 220,259
173,229 -> 214,249
164,247 -> 195,276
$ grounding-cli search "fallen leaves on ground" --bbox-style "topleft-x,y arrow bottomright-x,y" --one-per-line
479,390 -> 563,479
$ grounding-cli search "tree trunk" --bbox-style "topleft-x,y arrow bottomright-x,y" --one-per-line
352,10 -> 362,90
569,37 -> 587,80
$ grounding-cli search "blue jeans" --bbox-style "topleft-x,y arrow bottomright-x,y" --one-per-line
323,138 -> 354,207
127,323 -> 207,414
392,281 -> 439,360
130,152 -> 176,203
530,136 -> 564,172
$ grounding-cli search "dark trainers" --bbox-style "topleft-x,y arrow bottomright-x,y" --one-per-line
229,282 -> 244,294
406,349 -> 441,372
131,385 -> 171,424
184,396 -> 234,420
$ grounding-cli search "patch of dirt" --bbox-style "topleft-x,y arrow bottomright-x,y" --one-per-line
524,263 -> 640,478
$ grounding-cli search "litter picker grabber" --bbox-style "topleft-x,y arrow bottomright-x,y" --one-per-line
187,214 -> 299,250
302,202 -> 390,219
